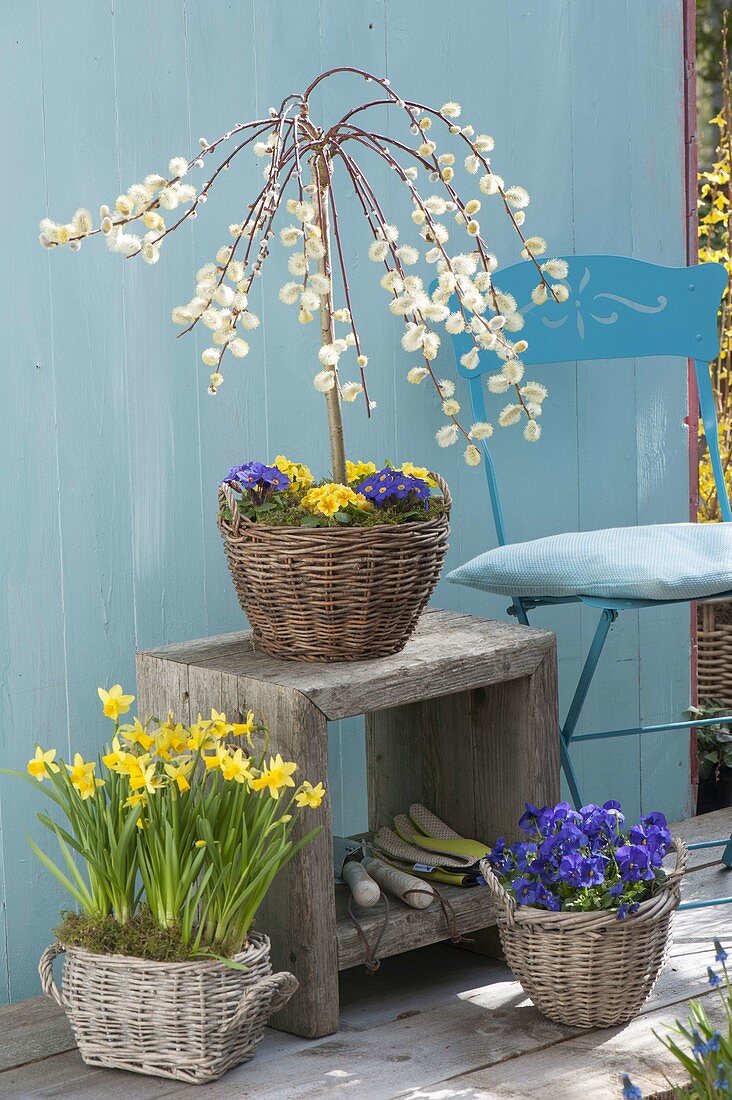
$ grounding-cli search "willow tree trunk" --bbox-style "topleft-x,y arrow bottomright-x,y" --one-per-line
310,143 -> 347,485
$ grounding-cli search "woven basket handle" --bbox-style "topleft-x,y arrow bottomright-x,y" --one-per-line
479,857 -> 518,928
219,971 -> 299,1036
665,836 -> 689,886
39,943 -> 67,1009
431,471 -> 452,510
219,481 -> 244,537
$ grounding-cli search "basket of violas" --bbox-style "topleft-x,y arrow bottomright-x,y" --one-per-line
218,456 -> 450,662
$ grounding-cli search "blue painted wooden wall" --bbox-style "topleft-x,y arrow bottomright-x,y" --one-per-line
0,0 -> 689,1002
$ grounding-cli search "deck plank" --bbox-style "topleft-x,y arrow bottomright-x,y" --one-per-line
0,809 -> 729,1098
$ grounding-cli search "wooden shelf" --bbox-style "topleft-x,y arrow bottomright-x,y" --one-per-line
336,883 -> 498,970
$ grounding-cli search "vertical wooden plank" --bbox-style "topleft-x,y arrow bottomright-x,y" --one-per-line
0,0 -> 80,1003
366,701 -> 429,831
472,646 -> 561,845
135,654 -> 190,725
628,0 -> 692,819
112,0 -> 208,654
236,678 -> 338,1038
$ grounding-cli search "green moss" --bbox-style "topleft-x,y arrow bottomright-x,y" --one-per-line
223,497 -> 449,529
55,909 -> 246,962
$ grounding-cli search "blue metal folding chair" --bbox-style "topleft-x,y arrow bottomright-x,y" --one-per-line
445,256 -> 732,910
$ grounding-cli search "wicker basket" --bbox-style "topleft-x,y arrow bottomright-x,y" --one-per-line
480,838 -> 687,1028
217,474 -> 451,662
698,599 -> 732,705
39,932 -> 297,1084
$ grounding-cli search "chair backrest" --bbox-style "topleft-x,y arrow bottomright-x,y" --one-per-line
445,256 -> 730,542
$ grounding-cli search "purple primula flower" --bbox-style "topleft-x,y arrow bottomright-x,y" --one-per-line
223,461 -> 291,506
616,844 -> 655,882
357,467 -> 431,510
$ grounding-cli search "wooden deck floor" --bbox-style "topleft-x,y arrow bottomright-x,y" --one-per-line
1,809 -> 731,1099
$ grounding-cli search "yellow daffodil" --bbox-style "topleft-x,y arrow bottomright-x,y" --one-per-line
164,757 -> 194,792
187,718 -> 218,752
204,746 -> 226,770
124,790 -> 148,809
274,454 -> 314,492
209,709 -> 230,739
346,459 -> 377,483
119,717 -> 155,752
97,684 -> 135,721
102,736 -> 134,773
194,838 -> 207,848
126,755 -> 163,795
219,748 -> 254,784
229,710 -> 258,740
250,753 -> 297,799
27,747 -> 60,781
66,753 -> 104,800
154,722 -> 188,760
295,781 -> 326,809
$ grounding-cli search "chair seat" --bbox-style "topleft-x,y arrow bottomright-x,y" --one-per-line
447,522 -> 732,601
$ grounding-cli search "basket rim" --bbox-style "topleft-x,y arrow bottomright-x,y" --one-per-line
480,837 -> 687,931
58,930 -> 269,972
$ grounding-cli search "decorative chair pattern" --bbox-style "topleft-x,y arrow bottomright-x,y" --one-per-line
445,256 -> 732,911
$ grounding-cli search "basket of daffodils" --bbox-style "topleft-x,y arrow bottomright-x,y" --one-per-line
6,686 -> 325,1085
218,455 -> 450,662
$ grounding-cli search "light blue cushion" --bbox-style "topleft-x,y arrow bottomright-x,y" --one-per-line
447,523 -> 732,601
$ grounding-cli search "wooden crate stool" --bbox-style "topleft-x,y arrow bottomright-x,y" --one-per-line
137,608 -> 559,1038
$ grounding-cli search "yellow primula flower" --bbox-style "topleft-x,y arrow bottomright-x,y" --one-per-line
97,684 -> 135,721
119,717 -> 155,752
295,781 -> 326,809
398,462 -> 437,488
274,454 -> 314,492
164,757 -> 194,792
27,747 -> 60,781
66,753 -> 104,800
250,753 -> 297,799
301,483 -> 370,518
346,459 -> 377,483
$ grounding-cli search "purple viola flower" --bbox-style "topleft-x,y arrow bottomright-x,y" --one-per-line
512,877 -> 540,905
617,900 -> 640,920
641,810 -> 667,829
609,881 -> 626,898
512,842 -> 538,873
518,803 -> 544,834
487,837 -> 515,876
616,844 -> 655,882
559,853 -> 607,888
628,823 -> 670,867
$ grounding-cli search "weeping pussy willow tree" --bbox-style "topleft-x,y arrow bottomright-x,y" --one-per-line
39,67 -> 566,485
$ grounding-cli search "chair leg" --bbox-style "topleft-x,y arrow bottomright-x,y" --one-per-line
561,609 -> 617,745
723,834 -> 732,869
